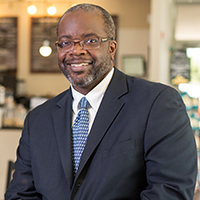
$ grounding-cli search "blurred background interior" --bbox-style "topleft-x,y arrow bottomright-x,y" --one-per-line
1,0 -> 200,199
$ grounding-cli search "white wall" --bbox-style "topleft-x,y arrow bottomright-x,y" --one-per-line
175,4 -> 200,41
117,28 -> 149,72
149,0 -> 175,84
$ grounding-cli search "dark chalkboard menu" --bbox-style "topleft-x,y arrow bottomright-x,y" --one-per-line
0,17 -> 17,72
31,17 -> 60,73
170,49 -> 190,85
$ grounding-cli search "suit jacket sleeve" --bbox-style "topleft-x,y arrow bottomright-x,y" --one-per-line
5,112 -> 42,200
140,87 -> 197,199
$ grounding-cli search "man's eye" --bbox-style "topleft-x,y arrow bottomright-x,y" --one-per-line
85,39 -> 98,44
60,41 -> 71,48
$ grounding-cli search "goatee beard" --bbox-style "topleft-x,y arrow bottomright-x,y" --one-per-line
58,55 -> 111,88
59,63 -> 94,87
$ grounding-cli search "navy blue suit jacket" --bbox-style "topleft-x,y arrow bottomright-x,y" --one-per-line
5,67 -> 197,199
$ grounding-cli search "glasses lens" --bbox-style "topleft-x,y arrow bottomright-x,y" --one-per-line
57,41 -> 72,52
83,38 -> 99,50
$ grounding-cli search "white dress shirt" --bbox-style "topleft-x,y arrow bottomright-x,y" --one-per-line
71,67 -> 114,133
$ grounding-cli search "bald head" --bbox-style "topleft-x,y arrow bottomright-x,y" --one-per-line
56,3 -> 116,40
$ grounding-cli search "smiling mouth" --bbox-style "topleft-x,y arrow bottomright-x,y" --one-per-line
70,63 -> 90,67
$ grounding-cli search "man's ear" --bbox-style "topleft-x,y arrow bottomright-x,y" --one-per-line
109,40 -> 117,61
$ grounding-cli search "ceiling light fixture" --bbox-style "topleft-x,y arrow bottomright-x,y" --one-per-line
47,6 -> 57,15
27,5 -> 37,15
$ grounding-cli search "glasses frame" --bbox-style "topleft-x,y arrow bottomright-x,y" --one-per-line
55,37 -> 113,52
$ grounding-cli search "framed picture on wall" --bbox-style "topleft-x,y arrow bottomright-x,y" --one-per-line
0,17 -> 17,72
122,55 -> 146,77
31,17 -> 60,73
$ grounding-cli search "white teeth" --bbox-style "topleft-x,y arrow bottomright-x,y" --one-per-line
71,63 -> 89,67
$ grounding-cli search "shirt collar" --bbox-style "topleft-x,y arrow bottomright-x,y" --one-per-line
71,67 -> 114,114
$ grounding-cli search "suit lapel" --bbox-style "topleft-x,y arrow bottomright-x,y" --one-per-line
75,68 -> 128,180
53,89 -> 74,189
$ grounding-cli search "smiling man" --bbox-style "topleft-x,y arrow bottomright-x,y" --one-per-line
56,7 -> 117,95
5,3 -> 197,200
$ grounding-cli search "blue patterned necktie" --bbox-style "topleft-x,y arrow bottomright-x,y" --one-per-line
72,97 -> 89,173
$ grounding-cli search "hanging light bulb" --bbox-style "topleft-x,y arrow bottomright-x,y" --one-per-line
47,6 -> 57,15
27,5 -> 37,15
39,40 -> 52,57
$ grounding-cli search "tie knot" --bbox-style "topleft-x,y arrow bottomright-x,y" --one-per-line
79,97 -> 89,109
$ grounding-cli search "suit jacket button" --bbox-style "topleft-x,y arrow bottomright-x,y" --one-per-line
76,183 -> 81,187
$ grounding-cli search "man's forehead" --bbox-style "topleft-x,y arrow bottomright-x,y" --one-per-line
62,10 -> 102,22
57,9 -> 107,41
58,11 -> 104,34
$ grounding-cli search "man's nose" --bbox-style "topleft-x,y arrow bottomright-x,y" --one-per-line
69,42 -> 86,55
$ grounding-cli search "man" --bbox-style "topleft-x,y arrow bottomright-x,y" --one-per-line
5,3 -> 197,200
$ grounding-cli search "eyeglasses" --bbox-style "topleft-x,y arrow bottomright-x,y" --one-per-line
55,37 -> 112,53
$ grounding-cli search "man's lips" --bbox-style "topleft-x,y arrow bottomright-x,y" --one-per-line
66,62 -> 92,71
70,63 -> 90,67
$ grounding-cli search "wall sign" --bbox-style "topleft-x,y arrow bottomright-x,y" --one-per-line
0,17 -> 17,72
170,49 -> 190,85
122,55 -> 146,77
31,17 -> 60,73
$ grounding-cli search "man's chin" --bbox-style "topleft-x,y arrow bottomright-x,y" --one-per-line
68,75 -> 94,88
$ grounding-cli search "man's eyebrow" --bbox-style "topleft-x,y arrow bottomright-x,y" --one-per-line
82,33 -> 99,38
58,35 -> 72,40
